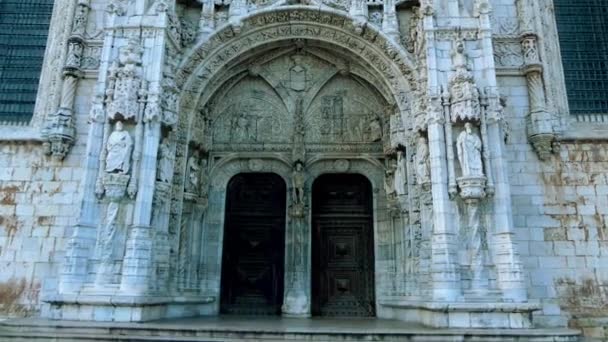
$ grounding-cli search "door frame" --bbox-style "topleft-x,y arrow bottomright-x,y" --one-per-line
198,156 -> 389,317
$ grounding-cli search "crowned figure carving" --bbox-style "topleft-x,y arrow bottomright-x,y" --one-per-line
107,39 -> 143,121
449,37 -> 480,123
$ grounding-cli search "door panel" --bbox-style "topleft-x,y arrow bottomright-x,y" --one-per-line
312,174 -> 375,317
220,173 -> 286,315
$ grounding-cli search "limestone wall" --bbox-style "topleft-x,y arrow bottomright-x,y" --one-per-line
0,79 -> 94,317
500,75 -> 608,336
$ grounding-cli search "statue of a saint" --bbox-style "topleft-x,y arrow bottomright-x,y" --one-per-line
457,122 -> 483,177
415,135 -> 431,185
394,150 -> 407,196
384,160 -> 396,199
185,150 -> 201,193
105,121 -> 133,174
368,115 -> 383,142
292,162 -> 305,205
156,138 -> 173,183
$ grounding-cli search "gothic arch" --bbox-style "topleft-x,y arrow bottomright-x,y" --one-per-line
176,6 -> 419,132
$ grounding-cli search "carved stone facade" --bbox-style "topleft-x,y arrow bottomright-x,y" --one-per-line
0,0 -> 606,339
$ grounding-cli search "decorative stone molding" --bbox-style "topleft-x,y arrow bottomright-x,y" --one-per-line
41,0 -> 90,159
520,35 -> 557,160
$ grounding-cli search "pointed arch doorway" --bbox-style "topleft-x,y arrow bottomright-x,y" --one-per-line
311,174 -> 376,317
220,173 -> 287,315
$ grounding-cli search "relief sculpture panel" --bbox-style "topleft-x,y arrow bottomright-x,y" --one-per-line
211,77 -> 290,145
306,75 -> 385,145
206,51 -> 387,151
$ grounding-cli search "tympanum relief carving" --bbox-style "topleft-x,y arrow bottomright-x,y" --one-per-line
206,51 -> 387,152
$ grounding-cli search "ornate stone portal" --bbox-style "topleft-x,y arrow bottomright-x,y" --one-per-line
47,0 -> 537,330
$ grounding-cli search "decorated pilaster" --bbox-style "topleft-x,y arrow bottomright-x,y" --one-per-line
477,0 -> 528,302
517,0 -> 557,160
421,4 -> 461,302
283,97 -> 310,317
42,0 -> 90,160
55,0 -> 185,316
57,4 -> 119,294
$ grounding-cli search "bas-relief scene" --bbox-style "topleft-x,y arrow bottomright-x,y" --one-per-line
207,52 -> 387,149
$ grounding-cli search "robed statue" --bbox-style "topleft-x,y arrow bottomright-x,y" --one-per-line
456,122 -> 483,177
105,121 -> 133,174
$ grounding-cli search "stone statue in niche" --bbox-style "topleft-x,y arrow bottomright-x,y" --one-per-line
367,115 -> 383,142
231,112 -> 253,142
292,162 -> 305,205
415,135 -> 431,187
66,42 -> 83,69
394,150 -> 407,197
384,159 -> 397,201
457,123 -> 483,177
156,138 -> 173,183
185,150 -> 201,194
105,121 -> 133,175
289,55 -> 307,92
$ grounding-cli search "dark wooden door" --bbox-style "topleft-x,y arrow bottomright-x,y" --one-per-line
220,173 -> 286,315
312,174 -> 375,317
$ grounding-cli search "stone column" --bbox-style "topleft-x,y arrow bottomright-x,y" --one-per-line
119,106 -> 161,294
58,7 -> 117,293
517,0 -> 556,160
42,0 -> 90,160
421,6 -> 461,301
427,96 -> 461,301
119,9 -> 170,294
478,4 -> 528,302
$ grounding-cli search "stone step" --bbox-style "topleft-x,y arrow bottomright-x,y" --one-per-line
0,317 -> 582,342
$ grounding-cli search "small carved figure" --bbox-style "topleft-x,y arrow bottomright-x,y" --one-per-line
66,42 -> 83,68
415,135 -> 431,185
292,162 -> 305,205
232,113 -> 251,141
105,121 -> 133,174
185,150 -> 201,193
156,138 -> 173,183
457,123 -> 483,177
384,159 -> 397,199
394,150 -> 407,196
368,115 -> 383,142
289,55 -> 307,91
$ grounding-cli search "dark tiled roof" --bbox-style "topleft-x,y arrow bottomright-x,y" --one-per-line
0,0 -> 54,123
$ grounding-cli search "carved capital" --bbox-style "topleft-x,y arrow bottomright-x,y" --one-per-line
42,107 -> 76,160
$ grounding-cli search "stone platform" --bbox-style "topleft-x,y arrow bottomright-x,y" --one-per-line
0,316 -> 581,341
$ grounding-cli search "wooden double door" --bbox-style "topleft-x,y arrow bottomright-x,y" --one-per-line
311,174 -> 375,317
220,173 -> 375,317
